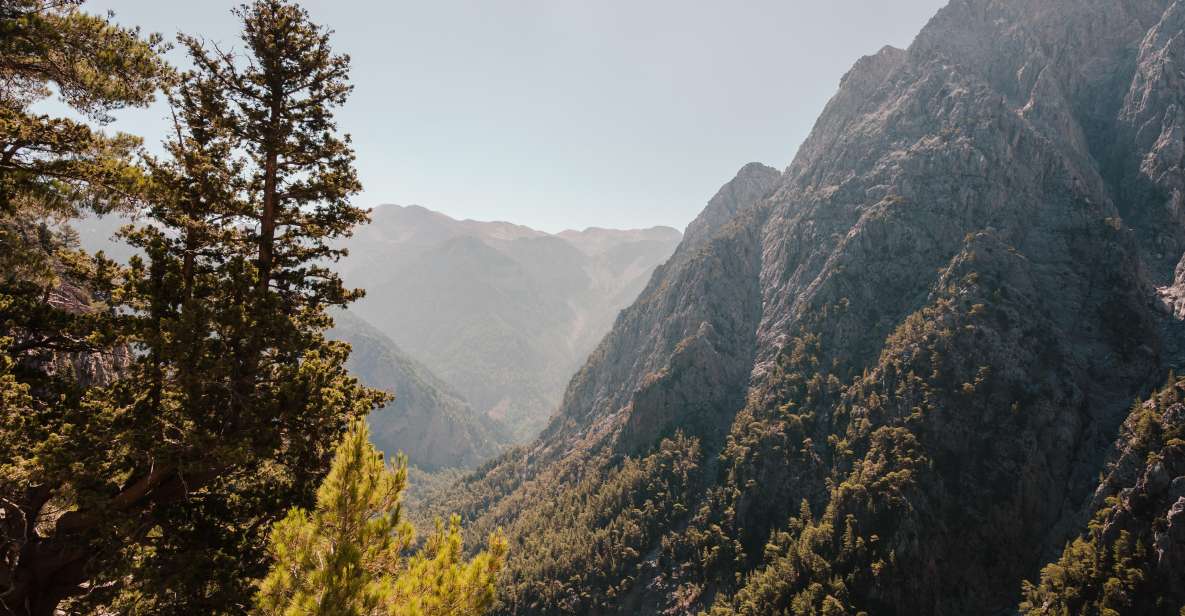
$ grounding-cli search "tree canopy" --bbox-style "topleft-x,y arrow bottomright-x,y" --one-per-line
256,419 -> 506,616
0,2 -> 499,615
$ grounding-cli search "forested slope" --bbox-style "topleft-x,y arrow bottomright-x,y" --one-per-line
425,1 -> 1185,614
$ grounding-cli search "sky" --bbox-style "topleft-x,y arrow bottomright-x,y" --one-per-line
80,0 -> 947,233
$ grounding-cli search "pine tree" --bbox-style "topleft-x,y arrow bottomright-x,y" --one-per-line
255,420 -> 507,616
0,2 -> 167,614
179,0 -> 365,301
0,0 -> 165,215
0,1 -> 389,613
90,0 -> 389,610
174,0 -> 373,439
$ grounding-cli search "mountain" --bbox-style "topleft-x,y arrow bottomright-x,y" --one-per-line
343,204 -> 682,440
328,310 -> 511,471
422,1 -> 1185,614
72,204 -> 681,449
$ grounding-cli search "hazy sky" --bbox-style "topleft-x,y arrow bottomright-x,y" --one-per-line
84,0 -> 946,233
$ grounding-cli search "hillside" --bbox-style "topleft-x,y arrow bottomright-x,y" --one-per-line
423,0 -> 1185,614
344,204 -> 682,440
328,310 -> 511,470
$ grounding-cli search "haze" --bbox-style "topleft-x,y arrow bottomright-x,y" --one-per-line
88,0 -> 945,232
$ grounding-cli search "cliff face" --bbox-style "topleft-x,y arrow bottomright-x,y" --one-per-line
432,1 -> 1185,614
542,164 -> 779,452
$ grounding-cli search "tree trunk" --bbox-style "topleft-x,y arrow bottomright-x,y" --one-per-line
256,84 -> 282,295
3,540 -> 88,616
257,150 -> 277,294
1,467 -> 224,616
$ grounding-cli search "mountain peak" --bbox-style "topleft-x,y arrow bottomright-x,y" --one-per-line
557,226 -> 684,256
681,162 -> 780,247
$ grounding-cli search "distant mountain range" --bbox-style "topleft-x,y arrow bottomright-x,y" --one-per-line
76,204 -> 680,465
341,204 -> 681,441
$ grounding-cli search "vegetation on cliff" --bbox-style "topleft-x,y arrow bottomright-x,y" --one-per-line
1021,380 -> 1185,616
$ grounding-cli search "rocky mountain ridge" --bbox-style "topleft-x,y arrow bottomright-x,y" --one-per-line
425,0 -> 1185,614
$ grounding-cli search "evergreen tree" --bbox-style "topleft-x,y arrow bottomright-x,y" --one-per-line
0,0 -> 164,215
255,420 -> 507,616
0,1 -> 388,613
0,1 -> 166,614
